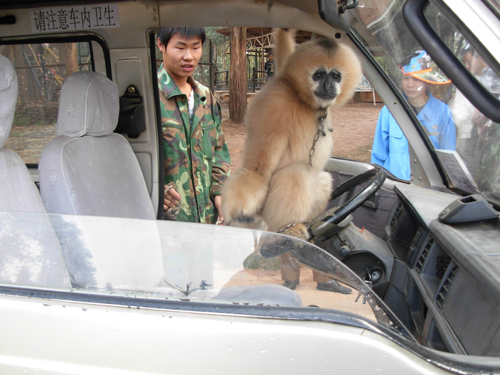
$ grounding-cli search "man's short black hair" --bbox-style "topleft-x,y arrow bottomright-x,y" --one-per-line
157,27 -> 206,47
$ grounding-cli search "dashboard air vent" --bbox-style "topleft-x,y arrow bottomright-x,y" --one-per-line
436,265 -> 459,309
390,202 -> 404,233
415,238 -> 433,273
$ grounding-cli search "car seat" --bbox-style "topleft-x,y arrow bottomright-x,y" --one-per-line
38,71 -> 163,290
39,71 -> 155,219
0,55 -> 71,288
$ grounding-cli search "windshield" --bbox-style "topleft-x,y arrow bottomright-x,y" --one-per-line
0,211 -> 408,338
349,1 -> 500,202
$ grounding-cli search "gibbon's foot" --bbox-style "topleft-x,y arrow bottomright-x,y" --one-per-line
279,223 -> 310,241
259,223 -> 310,259
228,215 -> 267,230
317,280 -> 352,294
283,280 -> 299,290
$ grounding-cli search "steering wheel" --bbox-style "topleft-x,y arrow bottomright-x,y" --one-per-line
307,167 -> 386,239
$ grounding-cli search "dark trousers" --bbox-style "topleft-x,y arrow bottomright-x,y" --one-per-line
279,252 -> 331,283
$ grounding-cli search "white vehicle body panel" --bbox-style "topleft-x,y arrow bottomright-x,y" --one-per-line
1,0 -> 500,373
0,295 -> 447,374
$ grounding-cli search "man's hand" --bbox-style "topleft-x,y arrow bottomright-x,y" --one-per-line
214,195 -> 224,225
164,184 -> 181,210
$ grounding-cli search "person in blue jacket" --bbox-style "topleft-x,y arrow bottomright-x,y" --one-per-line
371,51 -> 456,180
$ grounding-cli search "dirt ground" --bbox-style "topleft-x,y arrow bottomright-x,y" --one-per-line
220,95 -> 384,171
223,267 -> 376,320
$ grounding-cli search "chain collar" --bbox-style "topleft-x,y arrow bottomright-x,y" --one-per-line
277,222 -> 296,233
308,108 -> 333,166
277,109 -> 333,234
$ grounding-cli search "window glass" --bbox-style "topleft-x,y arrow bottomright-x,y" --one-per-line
422,5 -> 500,204
0,211 -> 406,339
349,1 -> 500,200
349,2 -> 457,182
1,41 -> 97,165
153,28 -> 380,169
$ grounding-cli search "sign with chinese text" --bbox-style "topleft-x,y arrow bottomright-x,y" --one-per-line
31,4 -> 120,33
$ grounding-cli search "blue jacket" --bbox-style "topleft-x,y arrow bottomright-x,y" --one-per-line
371,93 -> 456,180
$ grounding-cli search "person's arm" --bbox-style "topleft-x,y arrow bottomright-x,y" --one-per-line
213,195 -> 223,224
438,105 -> 457,150
371,107 -> 390,166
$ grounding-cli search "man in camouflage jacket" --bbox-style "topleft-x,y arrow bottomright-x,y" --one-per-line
157,28 -> 231,224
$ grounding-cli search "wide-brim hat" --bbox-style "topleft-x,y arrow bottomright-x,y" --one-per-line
400,50 -> 451,85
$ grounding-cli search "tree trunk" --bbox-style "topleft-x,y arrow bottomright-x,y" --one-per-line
229,27 -> 247,123
66,43 -> 79,76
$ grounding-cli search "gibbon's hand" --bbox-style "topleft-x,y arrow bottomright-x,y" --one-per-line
164,185 -> 181,211
221,169 -> 269,224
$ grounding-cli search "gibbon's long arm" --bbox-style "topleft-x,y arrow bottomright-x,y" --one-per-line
275,28 -> 296,72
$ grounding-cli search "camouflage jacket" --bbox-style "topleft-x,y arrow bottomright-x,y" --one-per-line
158,64 -> 231,224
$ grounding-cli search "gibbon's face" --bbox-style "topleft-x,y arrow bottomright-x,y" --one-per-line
283,38 -> 361,110
311,68 -> 342,102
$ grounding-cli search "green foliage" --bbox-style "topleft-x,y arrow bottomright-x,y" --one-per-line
206,27 -> 228,71
206,27 -> 225,45
192,27 -> 231,83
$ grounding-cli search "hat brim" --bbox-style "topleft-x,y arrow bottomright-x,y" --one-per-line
403,68 -> 451,85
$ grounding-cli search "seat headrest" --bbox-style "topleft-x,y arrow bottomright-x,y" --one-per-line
57,71 -> 119,137
0,55 -> 18,148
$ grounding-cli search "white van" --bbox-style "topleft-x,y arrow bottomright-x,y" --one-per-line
1,0 -> 500,373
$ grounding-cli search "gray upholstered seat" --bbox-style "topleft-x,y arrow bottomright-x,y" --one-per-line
0,55 -> 71,288
39,71 -> 155,219
38,71 -> 163,290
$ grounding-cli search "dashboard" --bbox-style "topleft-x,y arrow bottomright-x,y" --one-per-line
384,184 -> 500,356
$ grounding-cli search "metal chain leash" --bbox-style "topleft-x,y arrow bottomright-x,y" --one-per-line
308,108 -> 332,166
277,222 -> 296,233
277,108 -> 333,233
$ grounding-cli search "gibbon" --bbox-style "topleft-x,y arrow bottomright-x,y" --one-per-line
221,29 -> 362,292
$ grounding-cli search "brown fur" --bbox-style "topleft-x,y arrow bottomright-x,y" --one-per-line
222,29 -> 362,232
275,29 -> 296,72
